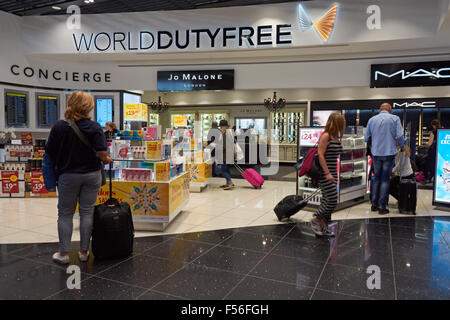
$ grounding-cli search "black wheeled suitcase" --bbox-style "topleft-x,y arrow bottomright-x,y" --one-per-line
92,164 -> 134,260
398,178 -> 417,215
274,189 -> 320,222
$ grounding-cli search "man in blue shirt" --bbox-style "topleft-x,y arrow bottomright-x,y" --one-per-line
364,103 -> 406,214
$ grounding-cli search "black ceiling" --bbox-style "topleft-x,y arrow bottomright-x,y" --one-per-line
0,0 -> 307,16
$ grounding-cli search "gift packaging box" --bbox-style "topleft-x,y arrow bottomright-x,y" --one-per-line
155,162 -> 171,181
144,126 -> 161,140
112,141 -> 130,159
130,146 -> 147,159
122,168 -> 152,181
146,140 -> 162,160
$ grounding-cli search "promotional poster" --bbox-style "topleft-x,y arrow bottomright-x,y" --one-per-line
434,129 -> 450,206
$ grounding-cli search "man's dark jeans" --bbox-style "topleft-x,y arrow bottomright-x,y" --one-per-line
371,155 -> 396,210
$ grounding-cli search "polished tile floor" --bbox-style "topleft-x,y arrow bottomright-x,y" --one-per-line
0,178 -> 449,243
0,178 -> 449,300
0,217 -> 449,300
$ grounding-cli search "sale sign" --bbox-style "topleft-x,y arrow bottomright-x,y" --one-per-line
31,172 -> 48,194
1,171 -> 19,194
124,103 -> 147,121
299,128 -> 325,147
21,132 -> 33,145
173,115 -> 188,127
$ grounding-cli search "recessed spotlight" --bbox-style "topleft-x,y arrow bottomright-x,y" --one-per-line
52,6 -> 61,10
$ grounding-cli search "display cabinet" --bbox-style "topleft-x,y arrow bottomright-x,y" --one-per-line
270,108 -> 305,163
200,112 -> 228,141
298,128 -> 369,209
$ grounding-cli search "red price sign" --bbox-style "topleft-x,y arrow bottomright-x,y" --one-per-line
31,171 -> 48,194
1,171 -> 19,194
21,132 -> 33,145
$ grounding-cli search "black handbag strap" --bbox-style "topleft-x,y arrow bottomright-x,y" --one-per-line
66,119 -> 96,153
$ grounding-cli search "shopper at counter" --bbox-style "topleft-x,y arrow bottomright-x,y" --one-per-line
45,91 -> 112,264
311,113 -> 345,237
419,119 -> 442,183
364,103 -> 406,214
104,121 -> 118,141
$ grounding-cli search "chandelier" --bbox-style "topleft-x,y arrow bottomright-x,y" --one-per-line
264,91 -> 286,112
149,96 -> 169,113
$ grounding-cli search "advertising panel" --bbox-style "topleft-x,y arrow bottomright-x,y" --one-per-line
433,129 -> 450,207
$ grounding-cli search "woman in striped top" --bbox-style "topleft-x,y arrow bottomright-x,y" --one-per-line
311,114 -> 345,237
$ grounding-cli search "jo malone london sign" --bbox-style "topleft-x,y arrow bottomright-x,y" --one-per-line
157,70 -> 234,91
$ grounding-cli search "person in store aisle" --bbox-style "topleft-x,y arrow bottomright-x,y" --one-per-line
213,119 -> 236,190
389,145 -> 415,201
45,91 -> 113,264
311,113 -> 345,237
364,103 -> 406,214
104,121 -> 118,141
419,119 -> 442,184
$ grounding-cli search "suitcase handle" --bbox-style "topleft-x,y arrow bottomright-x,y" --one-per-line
233,162 -> 244,174
109,162 -> 113,200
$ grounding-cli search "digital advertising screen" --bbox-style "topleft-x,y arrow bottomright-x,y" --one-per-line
312,110 -> 340,126
96,97 -> 113,127
5,90 -> 28,126
433,129 -> 450,206
37,95 -> 59,127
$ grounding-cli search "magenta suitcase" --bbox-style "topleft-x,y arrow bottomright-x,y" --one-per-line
235,164 -> 264,189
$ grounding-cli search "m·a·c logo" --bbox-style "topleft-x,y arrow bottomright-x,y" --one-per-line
297,2 -> 339,43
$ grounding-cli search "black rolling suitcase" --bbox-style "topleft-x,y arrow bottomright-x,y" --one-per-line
274,189 -> 321,222
398,177 -> 417,215
92,164 -> 134,260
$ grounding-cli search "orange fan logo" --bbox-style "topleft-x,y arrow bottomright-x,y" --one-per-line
297,2 -> 339,43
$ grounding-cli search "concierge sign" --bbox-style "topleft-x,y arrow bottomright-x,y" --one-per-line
371,61 -> 450,88
157,70 -> 234,91
433,129 -> 450,208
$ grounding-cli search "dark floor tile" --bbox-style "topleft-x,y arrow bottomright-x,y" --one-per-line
396,274 -> 450,300
142,239 -> 214,263
172,229 -> 236,245
11,242 -> 132,275
0,255 -> 88,300
393,253 -> 450,283
271,237 -> 336,262
391,237 -> 436,258
251,254 -> 324,287
317,264 -> 395,300
193,245 -> 265,274
311,288 -> 371,300
286,222 -> 340,244
340,221 -> 391,238
0,243 -> 33,256
96,255 -> 185,289
154,264 -> 244,300
327,245 -> 393,272
48,276 -> 145,300
390,225 -> 434,241
138,290 -> 185,300
133,235 -> 174,253
225,276 -> 313,300
390,217 -> 434,230
232,224 -> 295,237
220,232 -> 282,253
337,233 -> 391,254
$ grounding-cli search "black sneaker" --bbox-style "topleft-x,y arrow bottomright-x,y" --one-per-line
371,205 -> 378,212
378,208 -> 389,215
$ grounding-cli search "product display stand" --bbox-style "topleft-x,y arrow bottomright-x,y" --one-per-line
298,127 -> 369,211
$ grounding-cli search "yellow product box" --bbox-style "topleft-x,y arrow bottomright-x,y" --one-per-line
155,162 -> 171,181
146,140 -> 162,160
194,151 -> 203,163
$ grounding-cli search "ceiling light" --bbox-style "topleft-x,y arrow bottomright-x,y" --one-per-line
84,0 -> 95,3
52,6 -> 61,10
